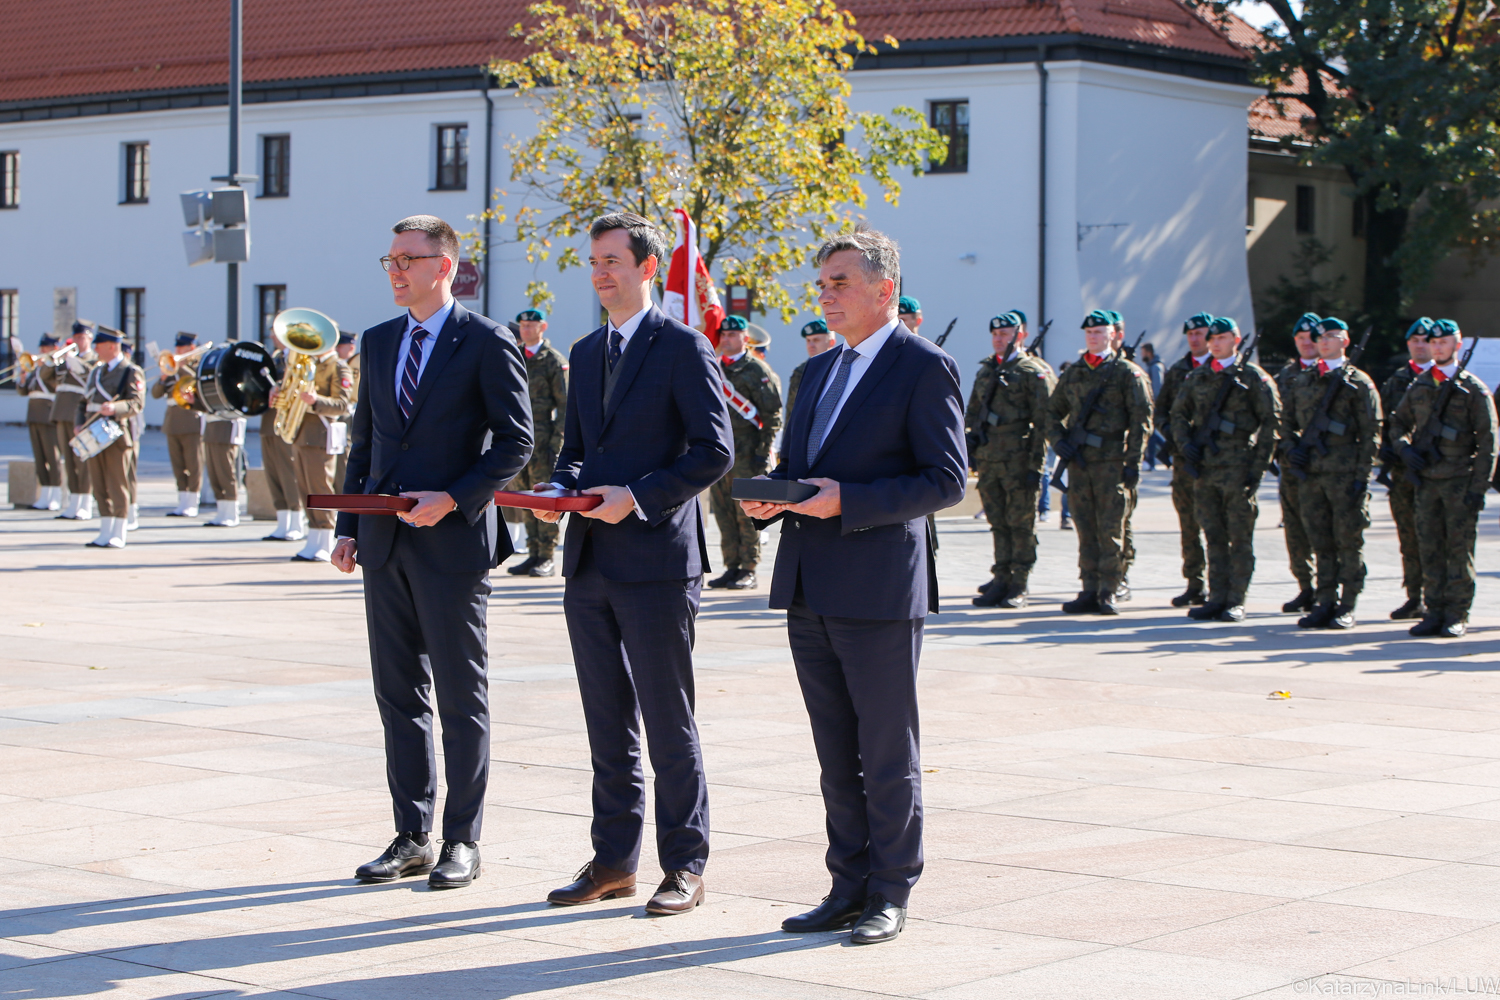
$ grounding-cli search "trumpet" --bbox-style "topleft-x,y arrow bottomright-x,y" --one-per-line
270,308 -> 340,443
157,343 -> 214,408
0,352 -> 36,381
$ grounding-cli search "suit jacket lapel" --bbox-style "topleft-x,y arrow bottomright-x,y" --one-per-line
401,302 -> 469,430
601,306 -> 663,432
811,324 -> 908,467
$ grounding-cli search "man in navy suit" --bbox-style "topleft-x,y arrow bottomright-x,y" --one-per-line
331,215 -> 533,889
531,213 -> 734,915
741,227 -> 967,944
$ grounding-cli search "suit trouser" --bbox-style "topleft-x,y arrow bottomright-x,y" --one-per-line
1298,473 -> 1370,607
206,442 -> 240,500
1280,474 -> 1313,589
29,421 -> 61,487
56,420 -> 91,495
167,432 -> 203,492
1388,475 -> 1422,601
563,542 -> 708,875
260,432 -> 302,511
788,590 -> 923,907
363,525 -> 491,841
293,445 -> 337,529
1171,464 -> 1206,592
87,437 -> 132,518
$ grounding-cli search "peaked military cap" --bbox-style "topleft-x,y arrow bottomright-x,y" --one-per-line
1405,317 -> 1435,340
174,332 -> 198,347
1081,309 -> 1113,329
800,319 -> 828,338
93,326 -> 123,344
39,333 -> 59,347
746,326 -> 770,347
337,330 -> 357,345
1208,316 -> 1239,336
1293,312 -> 1322,334
898,296 -> 921,315
1432,318 -> 1461,338
1184,311 -> 1215,332
719,314 -> 748,332
71,321 -> 94,336
515,308 -> 546,322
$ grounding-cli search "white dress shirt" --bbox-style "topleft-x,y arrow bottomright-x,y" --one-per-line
394,296 -> 455,402
811,317 -> 899,444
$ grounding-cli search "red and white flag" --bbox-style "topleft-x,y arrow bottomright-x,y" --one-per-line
663,208 -> 726,348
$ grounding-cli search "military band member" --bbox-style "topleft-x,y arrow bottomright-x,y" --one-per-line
332,329 -> 360,497
259,334 -> 306,541
787,318 -> 837,415
202,414 -> 247,527
1380,319 -> 1434,620
78,327 -> 144,548
708,314 -> 783,589
1155,312 -> 1214,606
1391,319 -> 1498,638
505,308 -> 569,577
19,334 -> 63,510
1046,309 -> 1152,615
51,322 -> 97,520
151,332 -> 206,518
969,312 -> 1055,608
1274,313 -> 1323,612
272,344 -> 352,562
1280,317 -> 1381,629
746,324 -> 771,362
1171,317 -> 1280,623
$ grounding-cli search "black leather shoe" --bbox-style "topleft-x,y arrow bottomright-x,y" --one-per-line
507,555 -> 538,576
1328,604 -> 1356,630
1096,591 -> 1119,616
1282,589 -> 1315,614
1171,588 -> 1206,607
1409,614 -> 1443,637
781,895 -> 865,933
1061,591 -> 1099,614
428,841 -> 481,888
707,568 -> 739,589
527,558 -> 556,577
1298,603 -> 1336,629
849,893 -> 906,945
1216,604 -> 1246,622
726,570 -> 758,590
1188,602 -> 1225,620
1440,615 -> 1468,639
355,832 -> 434,882
1390,597 -> 1425,620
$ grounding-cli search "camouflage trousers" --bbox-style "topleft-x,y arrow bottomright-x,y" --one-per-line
1064,461 -> 1129,593
504,450 -> 559,558
709,458 -> 770,570
976,464 -> 1042,586
1297,472 -> 1371,607
1171,464 -> 1207,592
1415,476 -> 1481,618
1193,468 -> 1258,605
1387,474 -> 1422,601
1279,473 -> 1313,589
1122,482 -> 1138,578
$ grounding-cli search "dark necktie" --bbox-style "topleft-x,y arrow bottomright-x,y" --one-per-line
608,329 -> 623,372
806,348 -> 860,466
399,326 -> 430,421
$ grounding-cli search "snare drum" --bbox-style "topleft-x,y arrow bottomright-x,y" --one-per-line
197,341 -> 275,417
69,418 -> 124,461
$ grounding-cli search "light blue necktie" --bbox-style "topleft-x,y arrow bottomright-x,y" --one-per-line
806,348 -> 860,466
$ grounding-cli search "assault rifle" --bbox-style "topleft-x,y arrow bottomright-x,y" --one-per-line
1285,325 -> 1373,481
1028,319 -> 1053,359
933,317 -> 957,349
1401,337 -> 1479,486
1049,348 -> 1128,492
1122,328 -> 1148,361
1177,329 -> 1260,480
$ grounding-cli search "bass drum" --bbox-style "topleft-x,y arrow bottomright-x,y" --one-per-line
196,341 -> 276,417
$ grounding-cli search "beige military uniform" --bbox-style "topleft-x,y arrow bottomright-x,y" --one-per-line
259,349 -> 303,512
291,353 -> 353,529
151,374 -> 205,492
204,416 -> 246,501
50,351 -> 97,497
80,358 -> 145,518
20,361 -> 62,488
333,351 -> 361,492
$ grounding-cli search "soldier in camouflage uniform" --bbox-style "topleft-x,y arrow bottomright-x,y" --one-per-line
505,308 -> 570,577
967,312 -> 1056,608
1046,310 -> 1153,615
708,315 -> 783,589
1154,312 -> 1214,606
1379,319 -> 1434,619
1273,313 -> 1323,612
1391,319 -> 1498,638
1104,310 -> 1140,600
1279,317 -> 1382,630
786,318 -> 837,414
1170,317 -> 1280,623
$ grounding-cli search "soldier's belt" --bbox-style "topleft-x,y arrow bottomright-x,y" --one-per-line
28,390 -> 55,400
984,415 -> 1029,435
54,386 -> 85,395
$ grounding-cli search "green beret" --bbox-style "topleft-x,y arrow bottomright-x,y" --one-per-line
719,315 -> 748,332
1432,318 -> 1461,337
800,319 -> 828,338
1010,309 -> 1027,328
1106,310 -> 1123,326
1293,312 -> 1321,334
1319,317 -> 1349,335
1208,316 -> 1239,337
1405,317 -> 1435,340
990,313 -> 1019,330
1184,311 -> 1214,332
1081,309 -> 1113,329
515,308 -> 546,322
898,296 -> 921,315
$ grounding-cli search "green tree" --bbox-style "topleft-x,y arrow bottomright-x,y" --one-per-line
483,0 -> 946,319
1209,0 -> 1500,353
1255,236 -> 1348,365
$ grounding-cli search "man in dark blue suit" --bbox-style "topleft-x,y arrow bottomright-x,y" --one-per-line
530,213 -> 734,915
741,227 -> 967,944
331,215 -> 533,889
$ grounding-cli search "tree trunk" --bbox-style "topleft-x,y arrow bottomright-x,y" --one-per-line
1361,188 -> 1409,358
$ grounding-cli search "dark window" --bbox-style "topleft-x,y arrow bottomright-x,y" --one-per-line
1295,184 -> 1315,234
258,285 -> 286,345
261,135 -> 290,197
118,288 -> 145,356
1352,195 -> 1366,238
435,125 -> 468,190
0,152 -> 17,208
928,101 -> 969,174
123,142 -> 149,203
0,290 -> 16,387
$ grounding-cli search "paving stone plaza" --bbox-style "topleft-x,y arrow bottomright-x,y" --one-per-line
3,427 -> 1500,999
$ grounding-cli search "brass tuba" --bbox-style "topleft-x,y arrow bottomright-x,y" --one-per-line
271,308 -> 339,443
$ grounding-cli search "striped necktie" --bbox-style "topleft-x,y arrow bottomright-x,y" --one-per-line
806,348 -> 860,466
608,329 -> 623,371
399,326 -> 430,421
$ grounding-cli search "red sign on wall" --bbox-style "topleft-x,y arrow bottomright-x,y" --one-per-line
453,260 -> 483,300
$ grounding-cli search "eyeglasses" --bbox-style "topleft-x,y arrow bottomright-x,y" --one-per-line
380,254 -> 443,272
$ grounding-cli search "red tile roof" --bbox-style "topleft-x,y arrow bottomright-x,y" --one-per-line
0,0 -> 1247,106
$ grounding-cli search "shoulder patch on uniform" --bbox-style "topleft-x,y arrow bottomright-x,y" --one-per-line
561,363 -> 569,371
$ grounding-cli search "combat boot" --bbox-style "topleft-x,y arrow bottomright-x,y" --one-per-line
1061,591 -> 1099,614
1096,591 -> 1119,616
976,575 -> 1001,595
1328,604 -> 1356,630
1409,614 -> 1444,637
1298,603 -> 1336,629
707,568 -> 740,589
726,569 -> 758,590
1188,602 -> 1225,621
1390,597 -> 1424,620
997,582 -> 1028,609
1216,604 -> 1246,622
1440,615 -> 1468,639
972,578 -> 1009,607
1282,589 -> 1315,614
507,555 -> 538,576
1171,587 -> 1206,608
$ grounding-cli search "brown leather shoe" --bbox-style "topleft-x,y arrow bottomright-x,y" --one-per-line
546,862 -> 637,905
645,870 -> 703,915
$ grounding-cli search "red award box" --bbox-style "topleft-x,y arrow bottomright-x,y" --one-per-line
493,489 -> 603,512
306,494 -> 417,514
